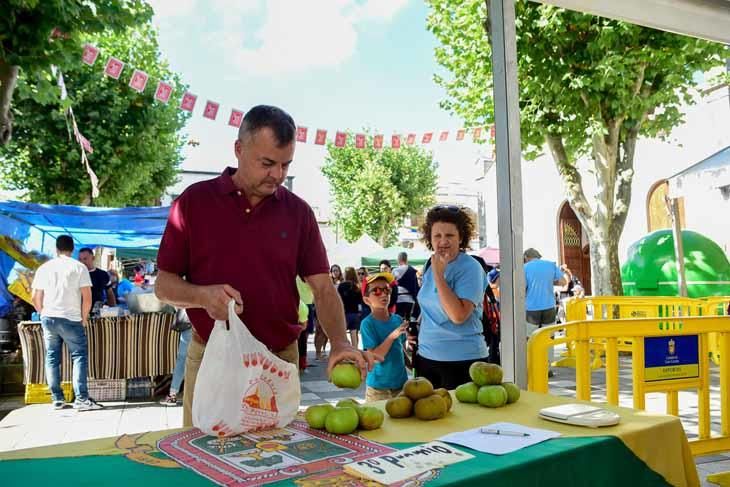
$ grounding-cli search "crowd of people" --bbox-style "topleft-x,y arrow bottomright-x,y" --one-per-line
315,209 -> 586,395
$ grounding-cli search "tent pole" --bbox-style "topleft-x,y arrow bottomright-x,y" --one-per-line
488,0 -> 527,387
667,197 -> 688,297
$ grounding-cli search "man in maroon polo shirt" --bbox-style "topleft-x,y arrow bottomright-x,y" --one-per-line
155,105 -> 379,426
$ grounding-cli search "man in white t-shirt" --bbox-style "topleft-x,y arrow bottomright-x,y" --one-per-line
31,235 -> 103,411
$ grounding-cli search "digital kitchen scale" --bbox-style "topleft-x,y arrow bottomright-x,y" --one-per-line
539,403 -> 620,428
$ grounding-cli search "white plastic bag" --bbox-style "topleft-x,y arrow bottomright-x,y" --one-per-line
193,300 -> 301,436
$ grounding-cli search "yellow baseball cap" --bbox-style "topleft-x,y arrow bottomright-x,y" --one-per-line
366,272 -> 394,286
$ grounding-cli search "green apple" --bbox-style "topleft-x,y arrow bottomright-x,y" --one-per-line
305,404 -> 334,429
357,406 -> 385,430
331,363 -> 362,389
469,362 -> 503,386
455,382 -> 479,403
502,382 -> 521,404
324,407 -> 360,434
336,398 -> 361,409
477,385 -> 508,408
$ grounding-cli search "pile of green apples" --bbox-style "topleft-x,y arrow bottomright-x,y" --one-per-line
304,364 -> 383,435
304,399 -> 384,435
455,362 -> 521,407
385,378 -> 452,421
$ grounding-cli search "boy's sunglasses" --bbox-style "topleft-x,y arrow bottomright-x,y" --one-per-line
367,287 -> 391,297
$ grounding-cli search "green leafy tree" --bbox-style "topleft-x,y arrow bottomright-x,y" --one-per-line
0,22 -> 190,206
426,0 -> 727,295
322,135 -> 438,246
0,0 -> 150,144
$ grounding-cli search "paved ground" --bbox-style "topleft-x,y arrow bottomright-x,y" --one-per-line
1,338 -> 730,486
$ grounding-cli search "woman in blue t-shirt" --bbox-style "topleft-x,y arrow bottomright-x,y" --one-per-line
415,205 -> 489,389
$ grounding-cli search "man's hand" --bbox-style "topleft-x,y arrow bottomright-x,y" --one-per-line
327,341 -> 383,380
201,284 -> 243,321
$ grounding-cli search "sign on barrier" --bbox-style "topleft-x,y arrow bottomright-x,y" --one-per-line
644,335 -> 699,381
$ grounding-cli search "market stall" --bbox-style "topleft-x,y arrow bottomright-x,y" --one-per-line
17,312 -> 179,402
0,200 -> 169,316
18,313 -> 178,384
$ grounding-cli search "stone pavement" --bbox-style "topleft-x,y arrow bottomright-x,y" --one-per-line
1,337 -> 730,486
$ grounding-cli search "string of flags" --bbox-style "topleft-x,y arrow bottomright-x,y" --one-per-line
51,65 -> 100,197
80,43 -> 497,150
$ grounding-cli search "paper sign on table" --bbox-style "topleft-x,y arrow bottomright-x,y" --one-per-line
439,422 -> 561,455
344,441 -> 473,485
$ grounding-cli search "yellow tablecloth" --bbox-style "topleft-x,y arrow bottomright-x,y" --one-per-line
361,390 -> 698,487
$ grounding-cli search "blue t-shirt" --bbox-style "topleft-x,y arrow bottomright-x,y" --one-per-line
417,252 -> 488,362
487,268 -> 500,284
524,259 -> 563,311
360,314 -> 408,390
116,279 -> 135,303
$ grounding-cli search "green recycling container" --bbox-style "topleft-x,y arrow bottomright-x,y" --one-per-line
621,230 -> 730,298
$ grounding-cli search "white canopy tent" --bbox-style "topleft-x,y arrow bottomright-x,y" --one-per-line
534,0 -> 730,44
326,234 -> 383,270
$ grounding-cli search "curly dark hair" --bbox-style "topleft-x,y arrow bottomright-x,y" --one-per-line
420,205 -> 475,251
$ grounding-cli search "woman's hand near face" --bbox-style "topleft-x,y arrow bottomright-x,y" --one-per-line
431,252 -> 449,279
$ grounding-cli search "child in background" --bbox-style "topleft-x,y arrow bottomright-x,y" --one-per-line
360,272 -> 408,402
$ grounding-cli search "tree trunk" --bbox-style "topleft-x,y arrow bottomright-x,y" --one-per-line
544,65 -> 649,297
0,60 -> 19,145
587,234 -> 623,296
546,131 -> 635,297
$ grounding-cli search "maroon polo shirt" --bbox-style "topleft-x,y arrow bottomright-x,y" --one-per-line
157,167 -> 330,351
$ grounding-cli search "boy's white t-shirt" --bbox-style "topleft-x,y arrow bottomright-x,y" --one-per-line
32,255 -> 92,322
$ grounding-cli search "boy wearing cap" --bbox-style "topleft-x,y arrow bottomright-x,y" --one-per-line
359,272 -> 409,403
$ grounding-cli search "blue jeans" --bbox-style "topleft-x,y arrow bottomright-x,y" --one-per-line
170,328 -> 192,394
41,317 -> 89,401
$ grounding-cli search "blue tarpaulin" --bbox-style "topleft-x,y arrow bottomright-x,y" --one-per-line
0,200 -> 170,316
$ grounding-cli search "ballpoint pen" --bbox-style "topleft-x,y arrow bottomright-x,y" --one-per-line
480,428 -> 531,437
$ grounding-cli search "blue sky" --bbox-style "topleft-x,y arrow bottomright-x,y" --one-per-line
147,0 -> 487,173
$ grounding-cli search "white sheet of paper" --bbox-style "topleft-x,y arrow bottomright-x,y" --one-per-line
438,422 -> 562,455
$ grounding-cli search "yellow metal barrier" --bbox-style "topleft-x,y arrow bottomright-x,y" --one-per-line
702,297 -> 730,365
565,296 -> 700,351
562,296 -> 730,365
527,315 -> 730,457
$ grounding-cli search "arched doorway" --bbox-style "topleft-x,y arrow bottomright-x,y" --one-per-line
646,179 -> 685,232
557,201 -> 592,295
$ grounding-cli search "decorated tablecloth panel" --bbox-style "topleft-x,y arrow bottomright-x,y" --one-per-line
18,313 -> 178,383
157,422 -> 397,486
